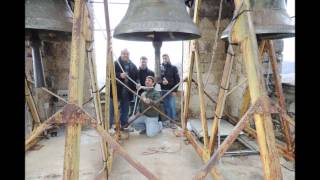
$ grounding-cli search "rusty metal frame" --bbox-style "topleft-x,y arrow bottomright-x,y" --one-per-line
114,77 -> 181,126
25,102 -> 159,179
181,0 -> 294,180
25,0 -> 294,179
25,0 -> 160,179
194,97 -> 263,179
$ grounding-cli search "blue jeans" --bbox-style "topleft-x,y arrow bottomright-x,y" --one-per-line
133,115 -> 162,137
162,91 -> 176,120
110,97 -> 129,127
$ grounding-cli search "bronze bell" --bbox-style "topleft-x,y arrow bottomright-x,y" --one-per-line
221,0 -> 295,40
25,0 -> 73,88
113,0 -> 201,41
25,0 -> 73,33
113,0 -> 201,81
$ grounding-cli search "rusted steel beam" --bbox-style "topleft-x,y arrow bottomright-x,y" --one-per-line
185,130 -> 207,161
115,77 -> 175,122
226,78 -> 247,97
194,101 -> 258,179
208,45 -> 235,155
231,0 -> 283,178
193,41 -> 210,150
25,109 -> 63,151
87,49 -> 103,125
27,78 -> 108,108
225,114 -> 257,138
62,0 -> 88,178
94,124 -> 159,180
226,114 -> 294,161
239,40 -> 266,136
97,0 -> 114,177
82,85 -> 105,106
182,0 -> 202,130
266,40 -> 293,153
108,47 -> 120,137
124,82 -> 181,128
276,144 -> 294,161
258,40 -> 266,61
25,78 -> 42,129
86,18 -> 109,177
183,52 -> 195,130
26,79 -> 68,104
184,131 -> 223,180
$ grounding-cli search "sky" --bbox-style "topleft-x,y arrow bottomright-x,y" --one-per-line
282,0 -> 295,63
92,0 -> 295,88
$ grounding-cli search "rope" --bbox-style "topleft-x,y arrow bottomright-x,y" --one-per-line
115,60 -> 139,87
230,9 -> 252,22
203,0 -> 224,89
142,143 -> 181,155
280,161 -> 295,172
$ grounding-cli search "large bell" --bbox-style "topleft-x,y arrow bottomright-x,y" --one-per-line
221,0 -> 295,40
113,0 -> 201,41
113,0 -> 200,82
25,0 -> 73,32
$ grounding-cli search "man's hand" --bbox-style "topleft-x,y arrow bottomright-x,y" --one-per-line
120,72 -> 127,79
136,84 -> 141,90
163,77 -> 168,85
142,97 -> 151,104
171,92 -> 177,96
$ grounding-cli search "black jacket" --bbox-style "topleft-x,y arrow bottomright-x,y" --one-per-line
110,58 -> 138,101
138,67 -> 155,86
160,63 -> 180,92
137,67 -> 155,95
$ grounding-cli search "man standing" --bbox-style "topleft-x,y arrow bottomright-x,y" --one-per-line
137,56 -> 155,95
133,76 -> 162,137
110,49 -> 138,129
160,53 -> 180,121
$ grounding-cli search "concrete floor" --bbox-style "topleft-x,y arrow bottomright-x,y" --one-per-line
25,127 -> 294,180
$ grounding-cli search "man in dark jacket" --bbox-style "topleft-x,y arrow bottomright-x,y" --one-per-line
137,56 -> 155,94
110,49 -> 138,128
160,53 -> 180,120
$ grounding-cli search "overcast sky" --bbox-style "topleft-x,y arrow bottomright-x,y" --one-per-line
92,0 -> 295,88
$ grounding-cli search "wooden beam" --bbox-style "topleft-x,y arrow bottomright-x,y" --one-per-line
194,41 -> 209,150
182,52 -> 195,130
208,45 -> 235,155
232,0 -> 283,179
266,40 -> 293,152
26,79 -> 68,104
85,5 -> 110,178
25,109 -> 63,151
25,78 -> 41,129
194,102 -> 257,179
62,0 -> 87,179
103,0 -> 120,175
94,124 -> 158,180
115,78 -> 176,123
184,131 -> 223,180
182,0 -> 202,130
87,25 -> 103,127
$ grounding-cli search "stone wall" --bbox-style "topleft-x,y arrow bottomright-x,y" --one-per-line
183,0 -> 291,122
183,0 -> 234,118
25,36 -> 96,135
